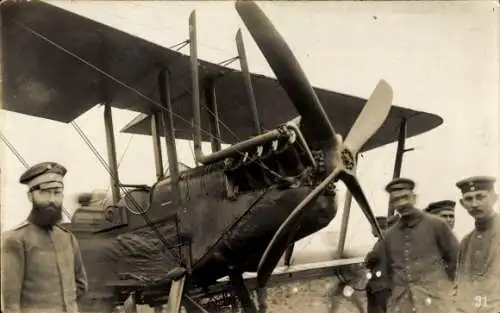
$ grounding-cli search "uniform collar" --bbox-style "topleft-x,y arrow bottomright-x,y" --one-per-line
399,208 -> 424,229
475,212 -> 498,232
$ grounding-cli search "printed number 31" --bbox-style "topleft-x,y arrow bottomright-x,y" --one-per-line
474,296 -> 488,308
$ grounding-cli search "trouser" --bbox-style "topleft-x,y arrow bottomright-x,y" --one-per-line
367,289 -> 391,313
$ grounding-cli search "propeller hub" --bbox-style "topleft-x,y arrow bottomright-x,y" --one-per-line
325,181 -> 337,196
340,148 -> 355,171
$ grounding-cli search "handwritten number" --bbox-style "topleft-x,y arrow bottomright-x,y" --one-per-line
474,296 -> 488,308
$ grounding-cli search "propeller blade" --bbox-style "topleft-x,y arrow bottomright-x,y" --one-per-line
257,168 -> 342,287
257,228 -> 295,288
338,171 -> 384,239
235,0 -> 336,143
343,79 -> 393,154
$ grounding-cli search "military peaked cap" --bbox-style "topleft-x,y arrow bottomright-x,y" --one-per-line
385,177 -> 415,193
19,161 -> 67,191
456,176 -> 496,194
425,200 -> 456,214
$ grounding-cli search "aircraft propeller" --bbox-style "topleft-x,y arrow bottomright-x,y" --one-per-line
235,0 -> 393,288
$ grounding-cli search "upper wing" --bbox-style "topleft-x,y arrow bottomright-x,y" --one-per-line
121,87 -> 442,152
1,1 -> 443,152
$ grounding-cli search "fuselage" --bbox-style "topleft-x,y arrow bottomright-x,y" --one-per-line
67,152 -> 337,308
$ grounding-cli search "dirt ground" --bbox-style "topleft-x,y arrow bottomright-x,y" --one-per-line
127,275 -> 367,313
264,276 -> 367,313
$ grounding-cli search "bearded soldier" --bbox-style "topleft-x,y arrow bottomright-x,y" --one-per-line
2,162 -> 88,313
424,200 -> 456,230
383,178 -> 459,313
454,176 -> 500,313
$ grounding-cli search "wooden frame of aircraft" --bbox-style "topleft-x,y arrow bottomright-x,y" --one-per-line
1,1 -> 443,313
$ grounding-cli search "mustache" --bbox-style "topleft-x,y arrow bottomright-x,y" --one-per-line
35,203 -> 62,213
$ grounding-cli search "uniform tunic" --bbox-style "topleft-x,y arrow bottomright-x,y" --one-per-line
454,212 -> 500,313
2,221 -> 88,313
384,210 -> 459,313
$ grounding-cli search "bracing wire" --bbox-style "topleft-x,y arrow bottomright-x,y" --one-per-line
0,131 -> 73,220
10,18 -> 241,143
71,121 -> 182,261
10,17 -> 285,182
103,134 -> 135,200
0,131 -> 29,168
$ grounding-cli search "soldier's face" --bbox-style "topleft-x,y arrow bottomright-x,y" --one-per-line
437,210 -> 455,229
390,190 -> 416,215
28,187 -> 64,227
459,190 -> 497,219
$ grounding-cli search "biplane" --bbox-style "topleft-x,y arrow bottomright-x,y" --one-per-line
1,1 -> 444,312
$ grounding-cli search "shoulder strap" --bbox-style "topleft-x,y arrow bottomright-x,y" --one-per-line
55,224 -> 71,233
12,220 -> 30,230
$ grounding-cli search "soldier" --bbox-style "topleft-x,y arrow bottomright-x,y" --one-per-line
423,200 -> 456,229
2,162 -> 88,313
453,176 -> 500,313
382,178 -> 459,313
365,216 -> 398,313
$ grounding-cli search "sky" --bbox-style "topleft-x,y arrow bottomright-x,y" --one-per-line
1,1 -> 499,264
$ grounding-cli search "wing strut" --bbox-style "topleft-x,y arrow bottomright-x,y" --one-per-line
189,11 -> 293,166
151,110 -> 165,181
159,69 -> 180,186
236,29 -> 262,135
387,117 -> 414,217
103,104 -> 121,204
204,78 -> 222,152
335,154 -> 358,258
99,33 -> 121,205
